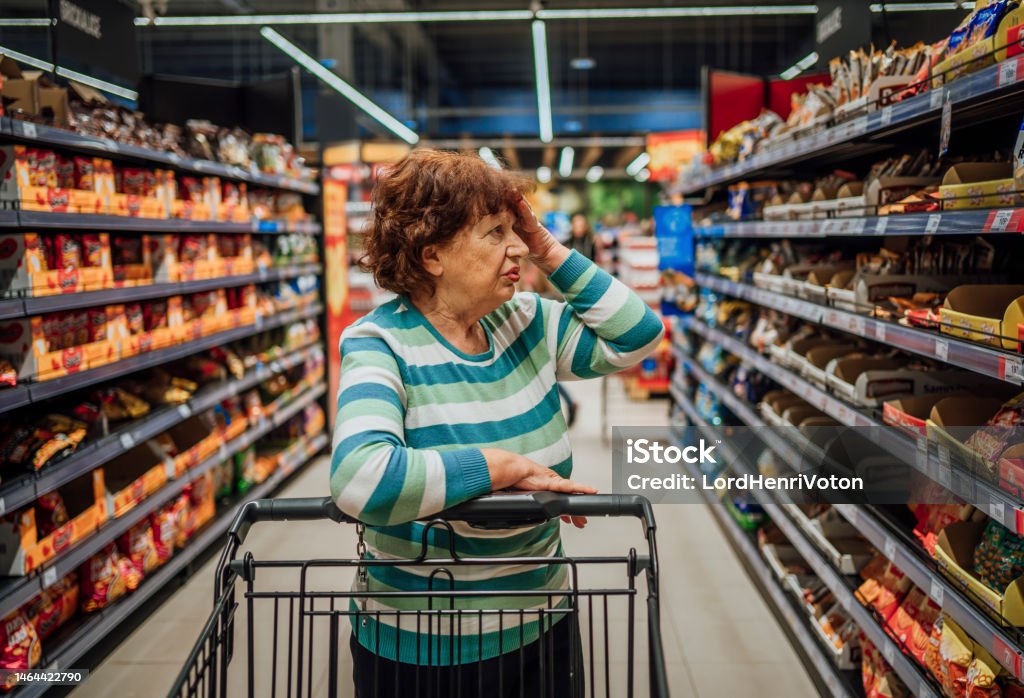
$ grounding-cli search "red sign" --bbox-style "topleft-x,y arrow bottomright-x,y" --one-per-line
646,130 -> 704,182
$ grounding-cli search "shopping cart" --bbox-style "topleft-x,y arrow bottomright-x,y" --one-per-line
169,492 -> 669,698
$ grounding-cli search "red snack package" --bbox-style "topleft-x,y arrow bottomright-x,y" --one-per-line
87,308 -> 107,342
54,234 -> 81,271
117,521 -> 159,579
168,494 -> 191,549
179,235 -> 205,263
112,235 -> 143,265
34,149 -> 57,188
150,506 -> 178,565
35,491 -> 70,538
80,234 -> 104,268
79,544 -> 128,612
887,587 -> 941,665
124,303 -> 144,335
0,609 -> 41,690
42,314 -> 62,352
119,168 -> 153,197
180,177 -> 205,204
54,574 -> 78,627
56,154 -> 75,189
70,310 -> 89,346
143,300 -> 168,331
73,157 -> 95,190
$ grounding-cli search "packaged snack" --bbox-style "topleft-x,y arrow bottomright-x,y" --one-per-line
124,303 -> 144,335
940,618 -> 973,697
144,300 -> 168,331
70,310 -> 89,346
150,506 -> 178,565
0,609 -> 41,690
56,154 -> 75,190
973,519 -> 1024,592
857,556 -> 913,622
35,491 -> 70,538
87,308 -> 107,342
80,544 -> 128,612
80,234 -> 104,268
58,311 -> 75,349
54,234 -> 81,271
924,615 -> 944,681
118,168 -> 152,196
169,493 -> 191,548
886,587 -> 941,665
967,392 -> 1024,467
0,360 -> 16,388
967,645 -> 1002,698
118,521 -> 159,579
73,157 -> 95,190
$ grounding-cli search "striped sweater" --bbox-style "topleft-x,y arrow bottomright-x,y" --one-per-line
330,250 -> 663,664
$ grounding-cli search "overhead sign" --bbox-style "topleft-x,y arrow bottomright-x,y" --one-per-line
815,1 -> 871,60
53,0 -> 139,86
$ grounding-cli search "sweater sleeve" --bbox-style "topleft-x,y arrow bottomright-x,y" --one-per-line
329,326 -> 493,526
542,250 -> 664,381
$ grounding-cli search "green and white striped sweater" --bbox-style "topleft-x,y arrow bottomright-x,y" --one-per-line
330,250 -> 663,665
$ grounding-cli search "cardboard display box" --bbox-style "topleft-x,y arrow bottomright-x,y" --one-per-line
166,413 -> 222,477
938,163 -> 1016,211
0,311 -> 118,382
927,396 -> 1006,481
800,345 -> 865,388
935,519 -> 1024,626
0,471 -> 106,576
101,442 -> 171,520
884,394 -> 955,437
827,272 -> 998,315
827,357 -> 979,408
0,233 -> 113,298
940,284 -> 1024,351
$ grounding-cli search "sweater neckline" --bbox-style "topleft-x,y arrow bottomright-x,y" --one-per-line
401,298 -> 495,363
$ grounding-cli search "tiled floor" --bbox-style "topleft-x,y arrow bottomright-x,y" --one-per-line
72,377 -> 818,697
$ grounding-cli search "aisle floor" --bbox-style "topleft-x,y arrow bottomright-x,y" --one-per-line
73,377 -> 818,697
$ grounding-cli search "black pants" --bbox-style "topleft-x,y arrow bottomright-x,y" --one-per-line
351,618 -> 584,698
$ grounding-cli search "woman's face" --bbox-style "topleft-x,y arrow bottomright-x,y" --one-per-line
571,215 -> 588,236
434,208 -> 529,313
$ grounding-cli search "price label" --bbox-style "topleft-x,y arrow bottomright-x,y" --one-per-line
837,586 -> 854,611
935,339 -> 949,362
884,536 -> 897,560
882,640 -> 897,664
992,498 -> 1007,524
938,444 -> 952,468
940,95 -> 952,158
219,445 -> 229,462
931,88 -> 945,110
926,214 -> 942,234
992,635 -> 1024,678
929,577 -> 945,607
844,506 -> 858,526
42,567 -> 57,589
1001,58 -> 1020,86
876,217 -> 890,235
119,432 -> 135,450
880,105 -> 894,126
1001,355 -> 1024,384
874,322 -> 887,343
22,122 -> 37,138
917,438 -> 929,471
255,314 -> 265,330
270,361 -> 283,374
835,403 -> 855,426
227,382 -> 239,397
849,316 -> 866,336
177,404 -> 192,419
0,498 -> 5,517
938,461 -> 953,490
991,209 -> 1015,232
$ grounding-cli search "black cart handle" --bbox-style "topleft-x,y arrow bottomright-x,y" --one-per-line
228,492 -> 656,545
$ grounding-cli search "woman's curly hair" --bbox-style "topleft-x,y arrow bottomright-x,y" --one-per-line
361,149 -> 533,296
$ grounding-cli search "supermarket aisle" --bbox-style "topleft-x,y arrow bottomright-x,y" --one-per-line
73,377 -> 817,698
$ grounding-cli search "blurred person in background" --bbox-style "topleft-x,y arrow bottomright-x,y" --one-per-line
568,213 -> 599,262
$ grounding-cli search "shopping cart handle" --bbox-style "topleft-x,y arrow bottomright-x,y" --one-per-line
438,492 -> 657,531
229,496 -> 351,545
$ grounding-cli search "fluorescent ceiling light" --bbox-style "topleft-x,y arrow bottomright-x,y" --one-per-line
0,45 -> 137,100
0,18 -> 51,26
571,57 -> 596,70
634,168 -> 651,183
137,10 -> 533,26
538,5 -> 817,19
559,147 -> 575,178
780,51 -> 819,80
869,2 -> 969,10
532,20 -> 553,144
536,166 -> 552,183
478,146 -> 501,169
626,152 -> 650,177
260,27 -> 418,145
586,166 -> 604,183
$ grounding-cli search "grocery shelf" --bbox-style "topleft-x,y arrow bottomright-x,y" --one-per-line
15,263 -> 322,317
672,338 -> 1024,681
677,56 -> 1024,195
14,210 -> 321,235
671,382 -> 940,696
0,383 -> 327,622
0,343 -> 323,517
18,430 -> 328,695
670,415 -> 857,697
0,302 -> 322,416
695,208 -> 1024,239
0,210 -> 18,228
696,273 -> 1023,386
1,117 -> 319,196
681,314 -> 1024,535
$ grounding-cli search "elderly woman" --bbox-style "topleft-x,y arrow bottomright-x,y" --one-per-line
331,148 -> 663,697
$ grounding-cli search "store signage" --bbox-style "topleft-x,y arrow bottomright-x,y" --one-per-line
815,1 -> 871,60
53,0 -> 139,85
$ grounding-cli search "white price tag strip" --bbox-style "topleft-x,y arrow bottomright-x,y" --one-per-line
1002,58 -> 1020,86
929,577 -> 945,607
874,322 -> 887,343
884,537 -> 897,560
1002,356 -> 1024,384
42,567 -> 57,589
931,88 -> 944,109
120,432 -> 135,450
876,217 -> 890,234
935,339 -> 949,362
882,640 -> 896,664
917,439 -> 929,471
0,498 -> 5,518
919,679 -> 937,698
881,105 -> 893,126
992,498 -> 1007,525
992,209 -> 1015,232
177,404 -> 192,419
926,214 -> 942,233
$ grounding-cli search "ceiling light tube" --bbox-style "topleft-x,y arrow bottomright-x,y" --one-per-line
478,146 -> 501,169
869,2 -> 964,10
532,20 -> 554,144
260,27 -> 418,145
634,168 -> 651,182
538,5 -> 817,19
537,166 -> 552,183
626,152 -> 650,177
0,45 -> 138,100
137,10 -> 533,27
559,147 -> 575,178
0,19 -> 52,27
780,51 -> 819,80
586,166 -> 604,183
0,44 -> 54,71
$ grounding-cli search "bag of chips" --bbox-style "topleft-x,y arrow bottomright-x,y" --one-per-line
80,544 -> 128,612
0,609 -> 41,691
34,491 -> 69,538
974,519 -> 1024,592
118,521 -> 160,580
940,617 -> 973,697
150,506 -> 178,566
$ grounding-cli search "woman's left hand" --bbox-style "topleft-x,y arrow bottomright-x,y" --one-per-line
511,195 -> 569,274
561,515 -> 588,529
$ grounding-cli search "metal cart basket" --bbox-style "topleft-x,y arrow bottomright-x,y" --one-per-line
169,492 -> 669,698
